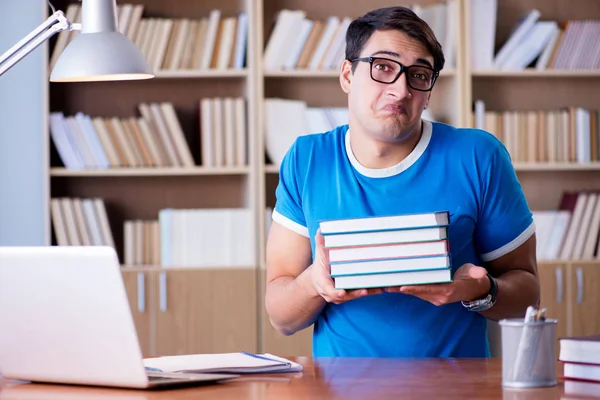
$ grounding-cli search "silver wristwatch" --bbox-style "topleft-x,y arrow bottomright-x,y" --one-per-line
461,273 -> 497,312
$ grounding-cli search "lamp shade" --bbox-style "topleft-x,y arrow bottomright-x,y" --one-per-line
50,32 -> 154,82
50,0 -> 153,82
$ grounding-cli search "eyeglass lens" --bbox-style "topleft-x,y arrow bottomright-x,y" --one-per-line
370,59 -> 434,90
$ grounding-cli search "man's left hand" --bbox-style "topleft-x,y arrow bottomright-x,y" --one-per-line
384,263 -> 490,306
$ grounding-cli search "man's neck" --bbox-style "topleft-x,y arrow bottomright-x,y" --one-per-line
348,121 -> 423,169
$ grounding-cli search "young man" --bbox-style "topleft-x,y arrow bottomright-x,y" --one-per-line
265,6 -> 540,357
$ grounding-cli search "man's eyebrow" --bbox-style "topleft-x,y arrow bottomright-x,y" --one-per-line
370,50 -> 434,69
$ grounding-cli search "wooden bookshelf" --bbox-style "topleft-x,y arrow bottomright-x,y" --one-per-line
42,0 -> 600,359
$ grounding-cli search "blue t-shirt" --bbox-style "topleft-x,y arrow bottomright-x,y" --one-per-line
272,119 -> 534,358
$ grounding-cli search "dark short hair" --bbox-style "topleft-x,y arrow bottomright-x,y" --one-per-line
345,6 -> 445,72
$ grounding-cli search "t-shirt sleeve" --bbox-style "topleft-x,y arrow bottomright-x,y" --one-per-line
475,143 -> 535,262
272,141 -> 309,237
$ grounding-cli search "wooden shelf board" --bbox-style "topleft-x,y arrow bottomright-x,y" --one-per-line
264,68 -> 456,78
153,69 -> 248,78
472,69 -> 600,78
513,163 -> 600,171
50,166 -> 250,177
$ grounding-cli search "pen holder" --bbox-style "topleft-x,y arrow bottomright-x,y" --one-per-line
499,318 -> 558,388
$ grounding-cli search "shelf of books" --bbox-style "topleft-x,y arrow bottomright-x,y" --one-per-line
466,0 -> 600,348
43,0 -> 600,356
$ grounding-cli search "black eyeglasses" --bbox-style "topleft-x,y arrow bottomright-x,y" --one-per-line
351,56 -> 439,92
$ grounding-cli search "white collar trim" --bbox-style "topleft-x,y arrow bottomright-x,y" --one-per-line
345,119 -> 433,178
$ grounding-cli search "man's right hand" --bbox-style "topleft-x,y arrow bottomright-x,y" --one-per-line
308,229 -> 384,304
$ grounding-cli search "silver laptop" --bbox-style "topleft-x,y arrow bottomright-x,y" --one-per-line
0,246 -> 238,389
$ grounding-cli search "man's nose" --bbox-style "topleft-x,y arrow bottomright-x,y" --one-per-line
388,71 -> 412,99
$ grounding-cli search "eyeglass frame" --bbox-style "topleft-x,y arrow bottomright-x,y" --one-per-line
350,56 -> 440,92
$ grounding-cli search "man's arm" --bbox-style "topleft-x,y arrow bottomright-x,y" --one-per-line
389,233 -> 540,320
264,222 -> 324,336
265,222 -> 384,336
479,233 -> 540,321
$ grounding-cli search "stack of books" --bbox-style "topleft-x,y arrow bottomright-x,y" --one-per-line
319,211 -> 453,290
559,335 -> 600,397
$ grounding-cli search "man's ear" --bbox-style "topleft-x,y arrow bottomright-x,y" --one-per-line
339,60 -> 353,94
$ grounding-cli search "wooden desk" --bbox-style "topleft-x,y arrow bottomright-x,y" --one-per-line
0,357 -> 575,400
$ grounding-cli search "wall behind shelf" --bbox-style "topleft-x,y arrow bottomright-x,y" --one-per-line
0,0 -> 48,246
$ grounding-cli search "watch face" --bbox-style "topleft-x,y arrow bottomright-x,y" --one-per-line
463,294 -> 493,311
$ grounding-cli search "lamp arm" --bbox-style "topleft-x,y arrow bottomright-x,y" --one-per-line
0,10 -> 74,77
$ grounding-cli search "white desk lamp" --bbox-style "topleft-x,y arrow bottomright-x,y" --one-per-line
0,0 -> 154,81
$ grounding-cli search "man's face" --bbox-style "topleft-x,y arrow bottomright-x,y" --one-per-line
341,29 -> 434,144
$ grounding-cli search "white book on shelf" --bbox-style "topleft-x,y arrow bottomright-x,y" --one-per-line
319,211 -> 449,235
136,117 -> 167,167
144,19 -> 163,69
168,18 -> 191,70
500,21 -> 558,70
330,255 -> 451,277
60,198 -> 81,246
199,9 -> 222,69
232,12 -> 248,69
216,17 -> 237,69
582,196 -> 600,259
140,103 -> 180,167
234,97 -> 247,166
328,240 -> 449,263
126,4 -> 144,41
158,209 -> 173,267
117,3 -> 133,35
159,102 -> 195,167
123,220 -> 135,265
81,198 -> 103,246
48,112 -> 84,170
320,17 -> 351,70
71,198 -> 92,246
93,198 -> 115,248
535,23 -> 561,70
200,98 -> 215,167
76,113 -> 110,169
532,211 -> 557,260
65,116 -> 97,168
572,193 -> 597,259
50,198 -> 69,246
90,117 -> 120,167
134,19 -> 149,54
212,98 -> 224,167
308,16 -> 340,70
559,193 -> 588,260
493,9 -> 540,68
109,117 -> 138,167
223,98 -> 236,166
153,19 -> 174,71
542,211 -> 571,260
263,9 -> 300,70
333,268 -> 452,290
576,107 -> 591,164
282,18 -> 313,70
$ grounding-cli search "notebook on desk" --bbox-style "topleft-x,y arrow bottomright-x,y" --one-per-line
144,352 -> 303,374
